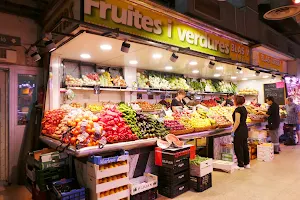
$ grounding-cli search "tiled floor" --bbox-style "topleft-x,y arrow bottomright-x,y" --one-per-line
1,145 -> 300,200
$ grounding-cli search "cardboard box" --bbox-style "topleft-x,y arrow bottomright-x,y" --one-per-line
190,158 -> 213,177
129,173 -> 158,195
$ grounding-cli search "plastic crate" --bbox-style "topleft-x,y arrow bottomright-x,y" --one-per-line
88,151 -> 129,166
130,188 -> 157,200
158,169 -> 189,187
36,167 -> 68,191
158,181 -> 189,199
53,179 -> 86,200
155,147 -> 191,168
190,173 -> 212,192
158,158 -> 189,175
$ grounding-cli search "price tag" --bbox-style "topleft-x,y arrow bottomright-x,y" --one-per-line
94,85 -> 100,94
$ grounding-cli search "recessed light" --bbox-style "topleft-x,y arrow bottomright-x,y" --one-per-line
214,74 -> 221,77
263,75 -> 269,78
231,76 -> 237,79
165,66 -> 173,70
192,70 -> 199,74
189,61 -> 198,66
152,54 -> 162,59
216,66 -> 223,70
129,60 -> 138,65
80,54 -> 91,59
100,44 -> 112,50
242,78 -> 248,81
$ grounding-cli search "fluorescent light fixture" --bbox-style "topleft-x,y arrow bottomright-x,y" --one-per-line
216,66 -> 223,70
242,78 -> 248,81
80,54 -> 91,59
165,66 -> 173,70
231,76 -> 237,79
192,70 -> 199,74
100,44 -> 112,50
189,61 -> 198,65
129,60 -> 138,65
214,74 -> 221,77
152,53 -> 162,59
121,41 -> 130,53
263,75 -> 269,78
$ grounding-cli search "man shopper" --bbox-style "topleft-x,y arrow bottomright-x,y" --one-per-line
285,97 -> 300,143
266,96 -> 280,154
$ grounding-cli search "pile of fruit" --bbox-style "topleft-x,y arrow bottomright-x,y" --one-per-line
164,120 -> 185,131
168,77 -> 190,90
118,103 -> 141,138
87,104 -> 104,112
98,161 -> 127,170
212,116 -> 232,128
70,102 -> 82,108
238,88 -> 258,95
201,99 -> 218,107
189,112 -> 213,129
65,75 -> 84,86
137,73 -> 149,88
86,72 -> 99,81
112,76 -> 126,87
41,109 -> 66,138
97,106 -> 138,143
135,101 -> 154,111
99,72 -> 113,87
82,75 -> 98,86
99,186 -> 129,198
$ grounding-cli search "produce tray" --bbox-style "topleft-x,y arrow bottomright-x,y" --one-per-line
130,187 -> 157,200
129,173 -> 158,195
158,181 -> 189,199
194,127 -> 211,132
190,173 -> 212,192
27,150 -> 68,170
158,169 -> 189,186
158,158 -> 189,175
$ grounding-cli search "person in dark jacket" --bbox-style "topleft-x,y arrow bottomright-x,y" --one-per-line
221,93 -> 234,107
266,96 -> 280,154
232,95 -> 250,170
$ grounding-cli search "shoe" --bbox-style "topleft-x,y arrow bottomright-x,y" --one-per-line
234,166 -> 244,170
244,164 -> 251,169
274,152 -> 280,154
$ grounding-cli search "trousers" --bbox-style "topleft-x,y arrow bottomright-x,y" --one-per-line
234,137 -> 250,167
269,128 -> 280,152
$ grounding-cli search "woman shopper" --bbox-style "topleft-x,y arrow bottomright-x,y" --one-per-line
266,96 -> 280,154
221,93 -> 234,107
171,89 -> 186,112
232,95 -> 250,170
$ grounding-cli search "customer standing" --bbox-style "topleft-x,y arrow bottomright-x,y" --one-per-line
285,97 -> 300,143
221,93 -> 234,107
266,96 -> 280,154
232,95 -> 250,170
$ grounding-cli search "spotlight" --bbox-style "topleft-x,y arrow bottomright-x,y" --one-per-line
236,67 -> 242,74
29,46 -> 41,62
170,53 -> 178,62
208,61 -> 215,69
255,71 -> 260,76
43,33 -> 56,52
271,75 -> 276,79
121,41 -> 130,53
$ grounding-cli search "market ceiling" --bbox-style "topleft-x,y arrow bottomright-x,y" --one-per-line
55,32 -> 281,82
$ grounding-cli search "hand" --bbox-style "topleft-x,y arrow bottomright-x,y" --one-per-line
231,132 -> 235,137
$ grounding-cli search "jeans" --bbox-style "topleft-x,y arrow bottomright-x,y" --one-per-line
269,128 -> 280,152
234,137 -> 250,167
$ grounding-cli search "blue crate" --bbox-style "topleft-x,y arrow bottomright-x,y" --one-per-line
88,151 -> 129,165
52,179 -> 86,200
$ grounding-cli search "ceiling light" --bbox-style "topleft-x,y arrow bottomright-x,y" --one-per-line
100,44 -> 112,50
129,60 -> 138,65
192,70 -> 199,74
263,75 -> 269,78
216,66 -> 223,70
121,41 -> 130,53
165,66 -> 173,70
236,67 -> 242,74
80,54 -> 91,59
255,71 -> 260,76
208,61 -> 215,69
170,53 -> 178,62
29,46 -> 41,62
189,61 -> 198,65
214,74 -> 221,77
152,53 -> 162,59
231,76 -> 237,80
45,40 -> 56,52
242,78 -> 248,81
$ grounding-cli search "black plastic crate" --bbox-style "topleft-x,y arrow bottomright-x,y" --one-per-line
159,169 -> 190,186
36,167 -> 68,191
130,187 -> 157,200
158,181 -> 189,199
52,178 -> 86,200
190,173 -> 212,192
155,147 -> 190,168
158,158 -> 189,175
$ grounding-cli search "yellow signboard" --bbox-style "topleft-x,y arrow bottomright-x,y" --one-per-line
258,53 -> 284,72
84,0 -> 250,63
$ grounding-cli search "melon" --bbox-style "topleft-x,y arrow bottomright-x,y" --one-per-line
173,140 -> 184,148
157,139 -> 171,149
165,134 -> 179,144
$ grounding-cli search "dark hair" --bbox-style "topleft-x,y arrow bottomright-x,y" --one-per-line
234,95 -> 245,106
177,89 -> 186,96
227,93 -> 234,97
266,96 -> 274,102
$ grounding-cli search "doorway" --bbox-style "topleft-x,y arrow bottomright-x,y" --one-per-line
0,69 -> 8,184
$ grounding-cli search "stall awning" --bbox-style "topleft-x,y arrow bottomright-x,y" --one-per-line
252,44 -> 295,61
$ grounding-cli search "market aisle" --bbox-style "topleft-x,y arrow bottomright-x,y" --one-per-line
158,144 -> 300,200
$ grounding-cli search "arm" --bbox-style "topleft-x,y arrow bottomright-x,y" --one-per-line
172,106 -> 177,112
221,100 -> 226,107
232,112 -> 241,133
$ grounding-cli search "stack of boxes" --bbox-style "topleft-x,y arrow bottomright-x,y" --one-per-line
257,143 -> 274,162
155,146 -> 195,198
249,144 -> 257,160
190,158 -> 213,192
220,143 -> 237,163
86,153 -> 130,200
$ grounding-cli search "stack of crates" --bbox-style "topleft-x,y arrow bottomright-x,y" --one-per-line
26,148 -> 69,200
155,146 -> 194,198
190,157 -> 213,192
52,178 -> 86,200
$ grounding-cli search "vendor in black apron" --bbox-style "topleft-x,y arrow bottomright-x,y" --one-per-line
171,89 -> 186,112
221,93 -> 234,107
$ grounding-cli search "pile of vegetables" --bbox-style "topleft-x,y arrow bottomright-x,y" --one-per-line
137,73 -> 149,88
190,155 -> 211,165
168,77 -> 190,90
118,103 -> 141,138
149,75 -> 170,89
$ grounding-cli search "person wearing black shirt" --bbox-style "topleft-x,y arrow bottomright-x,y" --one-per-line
171,89 -> 186,112
232,95 -> 250,170
221,93 -> 234,107
266,96 -> 280,154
